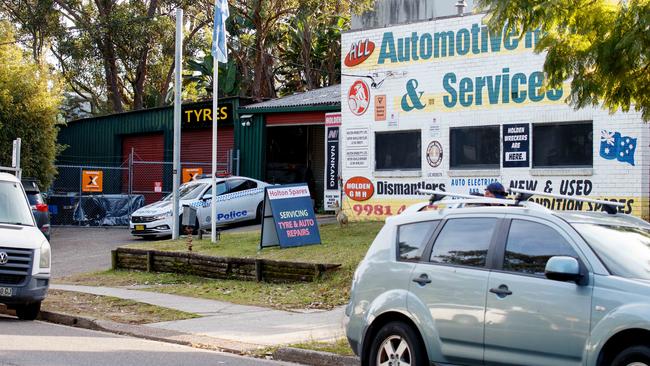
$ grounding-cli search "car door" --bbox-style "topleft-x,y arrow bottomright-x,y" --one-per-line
196,181 -> 228,228
483,217 -> 592,366
409,215 -> 503,366
224,178 -> 259,221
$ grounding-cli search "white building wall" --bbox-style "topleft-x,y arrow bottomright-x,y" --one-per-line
339,13 -> 649,220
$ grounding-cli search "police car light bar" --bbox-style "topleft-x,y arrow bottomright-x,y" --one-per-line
417,189 -> 519,206
509,187 -> 624,214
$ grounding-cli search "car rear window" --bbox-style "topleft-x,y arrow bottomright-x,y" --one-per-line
429,218 -> 498,268
26,192 -> 44,206
398,221 -> 440,261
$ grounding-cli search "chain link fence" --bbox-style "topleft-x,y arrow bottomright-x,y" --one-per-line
50,149 -> 239,227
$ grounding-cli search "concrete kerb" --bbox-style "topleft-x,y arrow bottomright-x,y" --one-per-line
0,307 -> 360,366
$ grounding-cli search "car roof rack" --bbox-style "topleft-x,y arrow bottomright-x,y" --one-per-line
417,188 -> 625,215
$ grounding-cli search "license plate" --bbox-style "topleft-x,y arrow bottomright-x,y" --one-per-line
0,287 -> 12,297
135,225 -> 145,231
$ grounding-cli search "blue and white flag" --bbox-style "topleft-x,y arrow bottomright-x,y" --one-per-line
211,0 -> 229,63
600,130 -> 636,166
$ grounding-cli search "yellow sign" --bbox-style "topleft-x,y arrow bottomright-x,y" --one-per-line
82,170 -> 103,193
182,167 -> 203,183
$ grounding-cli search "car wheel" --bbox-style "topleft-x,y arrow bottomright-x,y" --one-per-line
255,202 -> 263,223
368,322 -> 427,366
15,302 -> 41,321
612,345 -> 650,366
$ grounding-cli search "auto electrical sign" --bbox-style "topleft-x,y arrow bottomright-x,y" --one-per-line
260,184 -> 321,249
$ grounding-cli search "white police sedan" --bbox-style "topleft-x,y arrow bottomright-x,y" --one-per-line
130,176 -> 269,238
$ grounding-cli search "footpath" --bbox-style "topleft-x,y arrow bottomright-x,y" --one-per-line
46,284 -> 358,366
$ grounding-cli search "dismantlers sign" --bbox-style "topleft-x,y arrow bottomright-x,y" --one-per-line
377,181 -> 446,195
182,101 -> 233,129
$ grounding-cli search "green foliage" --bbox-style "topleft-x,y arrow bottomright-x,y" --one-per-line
477,0 -> 650,121
0,22 -> 62,188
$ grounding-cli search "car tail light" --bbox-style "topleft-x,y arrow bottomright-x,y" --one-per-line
35,203 -> 48,212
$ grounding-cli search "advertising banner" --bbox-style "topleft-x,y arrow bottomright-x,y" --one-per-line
324,113 -> 342,211
260,184 -> 321,249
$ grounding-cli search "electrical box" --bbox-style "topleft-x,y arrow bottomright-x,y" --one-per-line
182,205 -> 197,226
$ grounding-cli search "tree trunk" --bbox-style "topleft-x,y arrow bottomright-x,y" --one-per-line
95,0 -> 123,112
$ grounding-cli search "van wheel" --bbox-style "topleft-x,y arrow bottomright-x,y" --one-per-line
15,302 -> 41,321
368,322 -> 427,366
612,345 -> 650,366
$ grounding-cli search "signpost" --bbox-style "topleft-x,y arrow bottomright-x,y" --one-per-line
260,184 -> 321,249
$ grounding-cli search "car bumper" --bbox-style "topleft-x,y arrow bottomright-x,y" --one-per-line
0,274 -> 49,306
130,219 -> 172,237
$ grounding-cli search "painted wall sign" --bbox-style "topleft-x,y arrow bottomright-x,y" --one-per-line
345,176 -> 374,201
375,95 -> 387,121
182,101 -> 233,128
82,170 -> 103,193
426,141 -> 443,168
503,123 -> 530,168
345,149 -> 369,168
348,80 -> 370,116
345,128 -> 369,147
260,184 -> 321,249
600,130 -> 637,166
344,39 -> 375,67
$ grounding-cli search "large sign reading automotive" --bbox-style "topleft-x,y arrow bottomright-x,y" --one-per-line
182,101 -> 233,129
260,184 -> 321,249
339,13 -> 648,221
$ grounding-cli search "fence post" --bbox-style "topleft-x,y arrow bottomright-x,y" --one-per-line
78,166 -> 83,226
128,148 -> 134,216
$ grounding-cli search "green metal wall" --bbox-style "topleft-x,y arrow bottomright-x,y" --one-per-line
234,114 -> 266,180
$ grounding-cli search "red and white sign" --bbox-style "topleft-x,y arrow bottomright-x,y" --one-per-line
154,181 -> 162,193
325,112 -> 342,127
348,80 -> 370,116
344,39 -> 375,67
345,176 -> 374,201
268,186 -> 311,200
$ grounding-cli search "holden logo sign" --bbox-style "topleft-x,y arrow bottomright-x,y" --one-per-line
0,252 -> 8,265
348,80 -> 370,116
344,39 -> 375,67
344,176 -> 374,201
426,141 -> 443,168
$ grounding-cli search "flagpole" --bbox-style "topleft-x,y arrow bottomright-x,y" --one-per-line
172,8 -> 183,240
211,57 -> 218,243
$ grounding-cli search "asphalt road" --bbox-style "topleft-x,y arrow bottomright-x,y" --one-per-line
0,315 -> 297,366
49,226 -> 138,278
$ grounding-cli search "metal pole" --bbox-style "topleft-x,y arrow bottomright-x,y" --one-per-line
172,8 -> 183,240
211,58 -> 219,243
13,138 -> 21,180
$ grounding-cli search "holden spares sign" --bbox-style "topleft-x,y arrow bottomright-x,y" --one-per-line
260,184 -> 321,249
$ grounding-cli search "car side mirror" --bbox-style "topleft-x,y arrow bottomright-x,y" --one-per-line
202,194 -> 213,201
545,256 -> 582,284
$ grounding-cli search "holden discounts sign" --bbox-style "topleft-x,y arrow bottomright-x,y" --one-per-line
260,184 -> 321,249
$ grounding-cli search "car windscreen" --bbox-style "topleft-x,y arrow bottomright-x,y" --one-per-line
574,223 -> 650,280
26,192 -> 44,206
0,181 -> 35,226
163,183 -> 207,201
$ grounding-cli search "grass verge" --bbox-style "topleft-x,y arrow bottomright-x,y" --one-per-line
59,222 -> 383,310
290,338 -> 355,356
41,289 -> 199,324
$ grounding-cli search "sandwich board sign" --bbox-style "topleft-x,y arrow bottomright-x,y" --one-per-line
260,184 -> 321,249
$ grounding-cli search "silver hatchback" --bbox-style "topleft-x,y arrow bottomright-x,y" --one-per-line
346,195 -> 650,366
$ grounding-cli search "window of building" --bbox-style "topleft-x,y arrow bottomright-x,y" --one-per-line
375,130 -> 421,171
533,122 -> 592,168
504,220 -> 579,276
450,126 -> 500,169
429,218 -> 498,268
398,221 -> 440,261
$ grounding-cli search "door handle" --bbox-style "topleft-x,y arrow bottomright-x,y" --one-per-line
489,285 -> 513,297
412,274 -> 432,286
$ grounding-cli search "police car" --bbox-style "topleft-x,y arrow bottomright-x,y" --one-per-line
130,176 -> 269,238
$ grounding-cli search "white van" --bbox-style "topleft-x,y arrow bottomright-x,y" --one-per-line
0,172 -> 50,320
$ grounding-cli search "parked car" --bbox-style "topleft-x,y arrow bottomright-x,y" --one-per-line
0,173 -> 51,320
21,178 -> 51,241
130,176 -> 269,238
346,192 -> 650,366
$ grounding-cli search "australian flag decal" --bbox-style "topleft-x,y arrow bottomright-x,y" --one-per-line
600,130 -> 636,166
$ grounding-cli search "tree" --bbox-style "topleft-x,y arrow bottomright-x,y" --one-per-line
477,0 -> 650,121
0,22 -> 62,188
